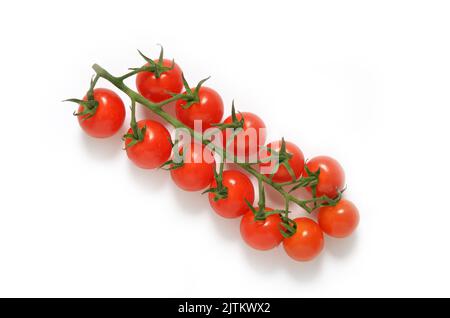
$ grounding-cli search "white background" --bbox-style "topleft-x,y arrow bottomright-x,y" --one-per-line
0,0 -> 449,297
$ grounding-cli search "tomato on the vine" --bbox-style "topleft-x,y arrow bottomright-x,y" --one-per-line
70,49 -> 360,264
125,120 -> 172,169
318,199 -> 359,238
223,112 -> 266,159
77,88 -> 125,138
283,218 -> 324,262
170,143 -> 216,191
136,59 -> 183,103
305,156 -> 345,198
240,209 -> 283,250
209,170 -> 255,218
259,140 -> 305,182
176,87 -> 224,131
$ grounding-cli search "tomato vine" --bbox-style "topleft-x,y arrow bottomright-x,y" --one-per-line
87,60 -> 342,234
66,47 -> 355,259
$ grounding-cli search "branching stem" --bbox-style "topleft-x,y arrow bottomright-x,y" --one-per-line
91,63 -> 337,215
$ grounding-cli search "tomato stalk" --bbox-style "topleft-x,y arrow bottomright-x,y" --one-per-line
122,100 -> 147,149
254,178 -> 267,220
64,75 -> 100,120
203,160 -> 228,201
129,46 -> 175,78
86,75 -> 99,101
90,62 -> 341,235
176,74 -> 211,109
260,138 -> 297,181
210,101 -> 244,130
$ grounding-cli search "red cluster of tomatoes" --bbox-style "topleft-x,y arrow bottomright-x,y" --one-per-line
71,49 -> 359,262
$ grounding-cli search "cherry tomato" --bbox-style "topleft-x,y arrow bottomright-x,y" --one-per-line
318,199 -> 359,238
259,140 -> 305,182
125,120 -> 172,169
136,59 -> 183,103
240,208 -> 283,250
223,112 -> 266,160
305,156 -> 345,198
78,88 -> 125,138
170,143 -> 216,191
209,170 -> 255,218
175,87 -> 224,131
283,218 -> 324,262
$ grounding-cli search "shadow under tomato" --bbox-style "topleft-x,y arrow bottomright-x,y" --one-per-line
79,131 -> 124,161
208,212 -> 241,242
324,232 -> 359,258
239,242 -> 324,281
169,184 -> 211,215
126,162 -> 170,192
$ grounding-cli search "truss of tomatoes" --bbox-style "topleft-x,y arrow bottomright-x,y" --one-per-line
66,48 -> 359,262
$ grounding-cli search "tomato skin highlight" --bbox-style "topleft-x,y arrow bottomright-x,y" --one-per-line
318,199 -> 359,238
222,112 -> 266,159
283,218 -> 324,262
240,209 -> 283,250
125,120 -> 172,169
170,143 -> 216,191
305,156 -> 345,198
78,88 -> 125,138
175,87 -> 224,131
209,170 -> 255,218
259,140 -> 305,182
136,59 -> 183,103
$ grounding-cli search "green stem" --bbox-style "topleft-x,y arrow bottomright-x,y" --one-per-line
130,100 -> 138,135
120,68 -> 144,81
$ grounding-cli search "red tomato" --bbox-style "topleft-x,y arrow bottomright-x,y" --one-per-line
318,199 -> 359,238
259,140 -> 305,182
240,208 -> 283,250
124,120 -> 172,169
78,88 -> 125,138
209,170 -> 255,218
136,59 -> 183,103
223,112 -> 266,160
283,218 -> 324,262
175,87 -> 224,131
305,156 -> 345,198
170,143 -> 216,191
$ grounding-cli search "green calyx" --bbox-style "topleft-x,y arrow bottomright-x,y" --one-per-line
123,126 -> 146,149
202,161 -> 228,201
244,178 -> 274,221
131,45 -> 175,78
260,138 -> 297,181
303,188 -> 345,212
211,101 -> 244,130
288,165 -> 320,193
159,139 -> 184,171
64,76 -> 99,121
177,74 -> 210,109
209,102 -> 245,159
245,200 -> 267,221
277,137 -> 293,165
159,159 -> 184,171
66,99 -> 98,120
203,184 -> 228,201
243,167 -> 299,237
279,216 -> 297,238
123,100 -> 146,149
245,178 -> 291,223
